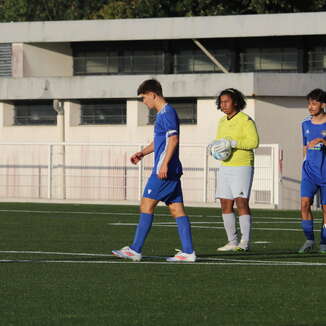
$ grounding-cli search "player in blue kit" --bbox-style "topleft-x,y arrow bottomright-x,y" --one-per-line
298,88 -> 326,253
112,79 -> 196,262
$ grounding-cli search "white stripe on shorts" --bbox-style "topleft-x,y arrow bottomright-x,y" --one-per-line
215,166 -> 254,200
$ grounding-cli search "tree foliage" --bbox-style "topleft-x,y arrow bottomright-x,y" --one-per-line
0,0 -> 325,22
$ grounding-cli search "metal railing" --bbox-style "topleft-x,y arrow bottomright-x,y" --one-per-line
0,143 -> 280,207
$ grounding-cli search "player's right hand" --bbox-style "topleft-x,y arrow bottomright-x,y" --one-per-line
130,151 -> 144,164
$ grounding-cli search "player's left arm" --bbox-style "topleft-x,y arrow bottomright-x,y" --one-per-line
158,134 -> 179,179
232,118 -> 259,150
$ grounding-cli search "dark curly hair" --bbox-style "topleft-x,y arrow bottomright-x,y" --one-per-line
216,88 -> 246,111
306,88 -> 326,103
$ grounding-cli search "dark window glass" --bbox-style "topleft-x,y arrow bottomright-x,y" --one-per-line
74,51 -> 119,75
73,42 -> 164,75
149,99 -> 197,125
80,100 -> 126,125
174,49 -> 231,73
308,47 -> 326,72
240,48 -> 298,72
121,50 -> 164,74
14,101 -> 56,125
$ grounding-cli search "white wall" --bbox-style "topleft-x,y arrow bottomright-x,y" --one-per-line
255,96 -> 308,209
22,43 -> 73,77
1,12 -> 326,43
0,102 -> 58,142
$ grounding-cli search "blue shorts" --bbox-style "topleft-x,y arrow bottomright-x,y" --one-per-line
143,174 -> 183,205
301,177 -> 326,205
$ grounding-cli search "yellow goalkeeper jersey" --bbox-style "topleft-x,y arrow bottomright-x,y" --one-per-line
216,112 -> 259,167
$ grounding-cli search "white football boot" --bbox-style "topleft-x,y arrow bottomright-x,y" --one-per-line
166,250 -> 196,262
112,246 -> 142,261
217,242 -> 238,251
235,240 -> 250,252
298,240 -> 315,253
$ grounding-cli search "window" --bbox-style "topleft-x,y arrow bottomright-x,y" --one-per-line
0,43 -> 11,77
240,48 -> 298,72
308,47 -> 326,72
80,99 -> 126,125
174,49 -> 231,73
73,42 -> 164,75
14,101 -> 56,125
148,99 -> 197,125
121,50 -> 164,74
74,50 -> 119,75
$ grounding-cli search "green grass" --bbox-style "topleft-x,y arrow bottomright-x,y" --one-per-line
0,202 -> 325,326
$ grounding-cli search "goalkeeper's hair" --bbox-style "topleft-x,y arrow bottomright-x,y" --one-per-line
306,88 -> 326,103
216,88 -> 246,111
137,79 -> 163,97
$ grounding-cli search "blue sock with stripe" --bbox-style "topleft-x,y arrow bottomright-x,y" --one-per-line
301,220 -> 314,241
320,224 -> 326,245
130,213 -> 154,253
176,216 -> 194,254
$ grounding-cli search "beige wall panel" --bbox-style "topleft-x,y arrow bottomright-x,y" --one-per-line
255,96 -> 308,209
23,43 -> 73,77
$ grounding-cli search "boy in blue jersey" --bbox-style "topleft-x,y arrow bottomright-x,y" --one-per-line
298,88 -> 326,253
112,79 -> 196,262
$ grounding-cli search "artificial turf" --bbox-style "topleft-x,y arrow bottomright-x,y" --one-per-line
0,202 -> 325,326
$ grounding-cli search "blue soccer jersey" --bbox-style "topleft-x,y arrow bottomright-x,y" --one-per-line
153,104 -> 183,179
301,117 -> 326,184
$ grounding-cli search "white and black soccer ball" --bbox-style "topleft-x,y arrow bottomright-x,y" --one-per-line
209,138 -> 232,161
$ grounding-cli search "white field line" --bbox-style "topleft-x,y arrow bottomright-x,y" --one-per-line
0,250 -> 325,266
0,259 -> 326,267
0,250 -> 112,257
114,221 -> 305,225
0,209 -> 321,222
108,222 -> 304,232
0,209 -> 201,218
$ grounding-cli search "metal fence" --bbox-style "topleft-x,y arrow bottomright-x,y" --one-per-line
0,143 -> 280,207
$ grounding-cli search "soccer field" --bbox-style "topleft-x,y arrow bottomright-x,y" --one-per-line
0,202 -> 325,326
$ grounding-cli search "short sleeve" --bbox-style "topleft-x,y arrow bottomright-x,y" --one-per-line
162,106 -> 179,137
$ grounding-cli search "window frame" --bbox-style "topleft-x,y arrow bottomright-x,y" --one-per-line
14,101 -> 57,126
80,99 -> 127,125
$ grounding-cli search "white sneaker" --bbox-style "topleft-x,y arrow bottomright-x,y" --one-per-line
166,250 -> 196,262
112,246 -> 142,262
217,242 -> 238,251
235,240 -> 250,252
298,240 -> 315,253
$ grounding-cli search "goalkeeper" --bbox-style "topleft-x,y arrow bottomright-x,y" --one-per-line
214,88 -> 259,251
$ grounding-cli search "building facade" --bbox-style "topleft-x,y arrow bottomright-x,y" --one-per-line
0,13 -> 326,208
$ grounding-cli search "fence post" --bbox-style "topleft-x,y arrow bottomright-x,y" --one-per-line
203,145 -> 208,203
273,144 -> 280,208
138,145 -> 144,201
47,144 -> 53,199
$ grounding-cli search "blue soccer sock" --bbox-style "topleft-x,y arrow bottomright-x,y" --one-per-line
320,224 -> 326,245
130,213 -> 154,253
301,220 -> 314,241
176,216 -> 194,254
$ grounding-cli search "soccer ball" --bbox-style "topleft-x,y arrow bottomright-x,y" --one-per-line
209,139 -> 232,161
